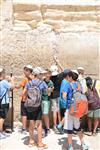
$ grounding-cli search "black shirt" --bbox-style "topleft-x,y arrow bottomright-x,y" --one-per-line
50,72 -> 63,99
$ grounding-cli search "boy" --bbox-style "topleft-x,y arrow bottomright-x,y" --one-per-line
57,69 -> 71,134
0,68 -> 14,139
15,65 -> 33,134
22,67 -> 48,149
63,70 -> 88,150
42,69 -> 54,137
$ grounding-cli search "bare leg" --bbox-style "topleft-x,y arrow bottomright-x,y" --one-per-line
68,134 -> 73,145
29,120 -> 35,144
77,131 -> 84,142
0,118 -> 4,132
43,114 -> 49,129
53,112 -> 57,126
22,116 -> 27,129
37,120 -> 43,146
58,111 -> 61,123
88,117 -> 92,132
93,118 -> 99,132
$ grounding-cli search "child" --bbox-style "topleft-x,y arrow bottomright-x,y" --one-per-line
22,67 -> 48,149
63,70 -> 88,150
86,77 -> 100,136
57,69 -> 71,134
42,69 -> 54,137
0,68 -> 14,139
15,65 -> 33,134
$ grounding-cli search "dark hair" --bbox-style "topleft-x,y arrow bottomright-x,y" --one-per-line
72,72 -> 78,81
45,69 -> 51,74
24,67 -> 33,73
85,77 -> 93,88
63,71 -> 73,78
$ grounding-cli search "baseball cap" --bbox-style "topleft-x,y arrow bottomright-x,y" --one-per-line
50,65 -> 59,76
63,69 -> 71,74
72,70 -> 79,75
77,67 -> 84,71
0,67 -> 4,73
24,65 -> 33,71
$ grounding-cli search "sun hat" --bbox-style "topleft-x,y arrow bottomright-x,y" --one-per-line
50,65 -> 59,76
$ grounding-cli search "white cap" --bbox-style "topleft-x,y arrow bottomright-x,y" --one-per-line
72,70 -> 79,75
24,65 -> 33,70
0,67 -> 4,73
33,67 -> 41,75
77,67 -> 84,70
50,65 -> 59,76
36,67 -> 47,74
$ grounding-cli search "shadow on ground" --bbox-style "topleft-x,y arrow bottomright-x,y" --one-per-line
58,137 -> 81,150
21,133 -> 38,145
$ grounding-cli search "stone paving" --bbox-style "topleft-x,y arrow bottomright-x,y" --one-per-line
0,128 -> 100,150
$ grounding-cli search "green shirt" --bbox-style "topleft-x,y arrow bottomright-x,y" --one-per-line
42,80 -> 54,101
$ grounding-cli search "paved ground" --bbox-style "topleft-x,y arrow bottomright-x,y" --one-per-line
0,128 -> 100,150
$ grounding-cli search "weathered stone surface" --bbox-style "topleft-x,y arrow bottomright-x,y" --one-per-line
0,0 -> 100,120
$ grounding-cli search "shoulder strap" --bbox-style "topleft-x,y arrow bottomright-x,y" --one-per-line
0,90 -> 8,103
93,79 -> 97,88
37,80 -> 43,87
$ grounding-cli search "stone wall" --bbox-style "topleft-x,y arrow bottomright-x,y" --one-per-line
0,0 -> 100,120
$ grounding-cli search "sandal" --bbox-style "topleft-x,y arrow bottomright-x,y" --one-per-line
38,144 -> 48,150
28,141 -> 36,147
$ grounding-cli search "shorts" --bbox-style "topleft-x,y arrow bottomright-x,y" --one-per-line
0,104 -> 9,119
42,101 -> 50,115
51,98 -> 60,112
60,108 -> 66,118
64,110 -> 81,134
27,106 -> 42,121
21,101 -> 27,116
88,109 -> 100,118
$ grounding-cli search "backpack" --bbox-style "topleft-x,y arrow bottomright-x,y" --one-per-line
25,80 -> 43,112
86,87 -> 100,110
69,82 -> 88,118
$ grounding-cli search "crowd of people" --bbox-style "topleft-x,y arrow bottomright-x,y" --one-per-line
0,58 -> 100,150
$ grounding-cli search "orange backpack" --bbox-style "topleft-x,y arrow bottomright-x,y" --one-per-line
69,82 -> 88,118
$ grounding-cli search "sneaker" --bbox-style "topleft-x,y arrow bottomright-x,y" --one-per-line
0,132 -> 6,140
93,131 -> 97,136
2,132 -> 10,137
53,126 -> 59,134
67,145 -> 74,150
21,129 -> 27,135
42,128 -> 50,138
81,143 -> 89,150
84,131 -> 92,136
56,126 -> 64,135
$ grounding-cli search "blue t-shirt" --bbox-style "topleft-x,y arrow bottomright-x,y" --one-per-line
0,80 -> 11,104
61,79 -> 73,109
25,79 -> 48,94
71,82 -> 82,91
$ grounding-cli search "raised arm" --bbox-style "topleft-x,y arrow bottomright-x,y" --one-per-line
53,56 -> 64,72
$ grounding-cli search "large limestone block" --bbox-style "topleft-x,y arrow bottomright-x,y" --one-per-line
13,3 -> 40,12
41,4 -> 99,13
43,11 -> 99,21
14,11 -> 42,21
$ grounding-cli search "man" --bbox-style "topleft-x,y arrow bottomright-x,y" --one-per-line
0,67 -> 14,139
64,70 -> 88,150
42,69 -> 54,137
22,67 -> 48,149
50,64 -> 63,133
77,67 -> 87,94
15,65 -> 33,134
